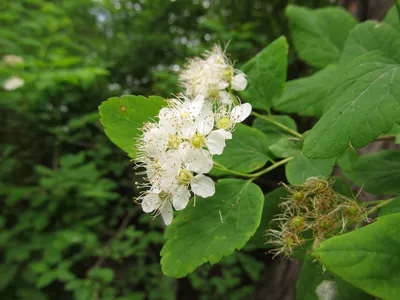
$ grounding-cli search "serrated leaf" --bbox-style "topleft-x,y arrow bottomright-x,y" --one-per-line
339,21 -> 400,66
286,5 -> 357,68
384,5 -> 400,33
161,179 -> 264,278
344,150 -> 400,195
252,115 -> 297,147
303,51 -> 400,158
314,213 -> 400,300
241,37 -> 288,111
274,65 -> 337,117
297,254 -> 374,300
269,137 -> 301,158
285,153 -> 335,185
99,95 -> 166,158
213,124 -> 270,174
249,187 -> 287,248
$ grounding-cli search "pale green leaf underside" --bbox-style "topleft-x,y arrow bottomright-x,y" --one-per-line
344,150 -> 400,195
212,124 -> 270,174
314,213 -> 400,300
285,153 -> 335,185
274,65 -> 337,117
303,51 -> 400,158
286,5 -> 357,68
99,95 -> 166,158
241,36 -> 288,111
161,179 -> 264,278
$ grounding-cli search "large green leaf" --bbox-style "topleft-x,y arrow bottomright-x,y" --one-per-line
274,65 -> 337,117
99,95 -> 166,158
297,254 -> 374,300
344,150 -> 400,195
285,153 -> 335,185
379,197 -> 400,217
303,51 -> 400,158
249,187 -> 287,248
240,37 -> 288,111
339,21 -> 400,67
213,124 -> 270,174
252,115 -> 297,148
286,5 -> 357,68
314,213 -> 400,300
384,5 -> 400,33
161,179 -> 264,278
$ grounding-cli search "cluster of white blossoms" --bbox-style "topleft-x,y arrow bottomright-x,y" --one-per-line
2,55 -> 25,91
137,45 -> 252,225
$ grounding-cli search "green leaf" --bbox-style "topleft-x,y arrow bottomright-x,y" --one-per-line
303,51 -> 400,158
274,65 -> 337,117
337,146 -> 358,173
99,95 -> 166,158
213,124 -> 270,174
384,5 -> 400,33
286,5 -> 357,68
161,179 -> 264,278
314,213 -> 400,300
249,187 -> 287,248
297,254 -> 374,300
241,37 -> 288,111
269,137 -> 301,158
344,150 -> 400,195
252,115 -> 297,147
285,153 -> 335,185
339,21 -> 400,66
379,197 -> 400,216
384,123 -> 400,144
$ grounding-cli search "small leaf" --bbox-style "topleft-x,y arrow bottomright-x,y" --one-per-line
252,115 -> 297,147
249,187 -> 287,248
303,51 -> 400,158
286,5 -> 357,68
344,150 -> 400,195
213,124 -> 270,174
241,37 -> 288,111
314,213 -> 400,300
269,137 -> 301,158
161,179 -> 264,278
285,153 -> 335,185
297,254 -> 374,300
99,95 -> 166,158
274,65 -> 337,117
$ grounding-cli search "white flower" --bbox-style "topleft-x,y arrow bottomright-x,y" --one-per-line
215,103 -> 252,133
231,74 -> 247,91
2,55 -> 24,66
3,76 -> 24,91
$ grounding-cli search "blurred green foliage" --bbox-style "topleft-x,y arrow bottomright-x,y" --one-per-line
1,0 -> 333,299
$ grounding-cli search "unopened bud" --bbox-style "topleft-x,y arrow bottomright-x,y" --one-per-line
293,192 -> 304,201
290,216 -> 305,230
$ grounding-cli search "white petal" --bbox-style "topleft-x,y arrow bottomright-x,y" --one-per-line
191,174 -> 215,198
231,103 -> 252,123
216,81 -> 229,91
231,74 -> 247,91
172,188 -> 191,211
206,130 -> 227,155
219,91 -> 234,105
179,118 -> 197,139
161,202 -> 173,225
213,129 -> 232,140
185,148 -> 213,173
187,95 -> 204,118
195,102 -> 214,135
142,193 -> 160,213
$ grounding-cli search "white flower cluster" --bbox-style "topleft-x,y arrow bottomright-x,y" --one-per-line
137,45 -> 251,225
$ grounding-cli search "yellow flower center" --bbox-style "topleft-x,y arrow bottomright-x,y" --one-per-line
216,117 -> 232,129
168,135 -> 181,149
159,191 -> 170,201
180,111 -> 190,118
177,169 -> 192,185
222,67 -> 233,81
190,133 -> 205,149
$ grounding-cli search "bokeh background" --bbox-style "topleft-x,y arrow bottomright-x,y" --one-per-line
0,0 -> 393,299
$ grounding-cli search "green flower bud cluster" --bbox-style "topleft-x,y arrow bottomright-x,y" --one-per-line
266,178 -> 367,257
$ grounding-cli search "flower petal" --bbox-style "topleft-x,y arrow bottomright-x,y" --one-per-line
172,187 -> 191,211
184,148 -> 213,173
142,193 -> 160,213
213,129 -> 232,140
191,174 -> 215,198
187,94 -> 205,118
195,102 -> 214,135
231,103 -> 252,123
206,130 -> 227,155
231,74 -> 248,91
161,201 -> 173,225
219,91 -> 234,105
